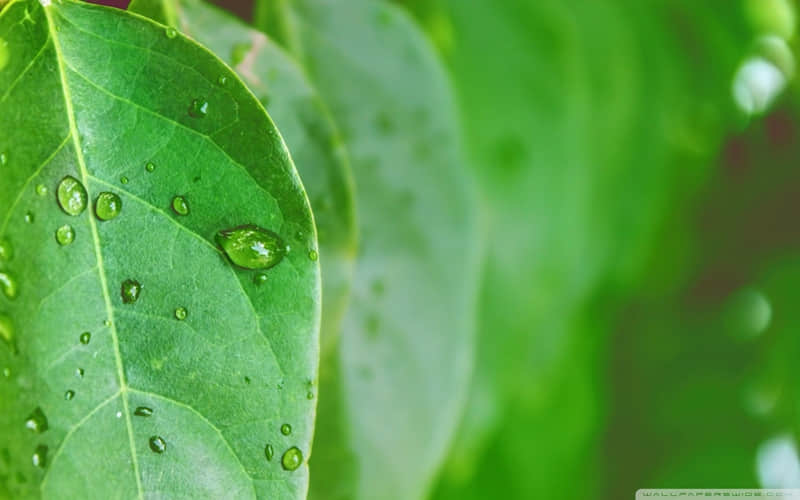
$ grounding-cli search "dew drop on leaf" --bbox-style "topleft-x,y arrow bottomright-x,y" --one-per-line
0,152 -> 6,165
265,444 -> 274,461
308,249 -> 318,261
0,313 -> 16,353
0,238 -> 12,260
174,307 -> 187,321
171,196 -> 190,216
24,212 -> 34,224
31,445 -> 48,469
306,391 -> 314,400
215,225 -> 286,270
35,184 -> 47,197
56,176 -> 88,216
64,390 -> 75,401
280,424 -> 292,436
0,272 -> 17,300
281,447 -> 303,471
103,320 -> 111,327
253,272 -> 268,285
188,98 -> 209,118
120,176 -> 128,185
75,368 -> 84,378
165,27 -> 177,39
145,162 -> 156,173
217,75 -> 227,86
79,332 -> 91,345
24,407 -> 48,433
2,367 -> 10,377
149,436 -> 166,454
0,38 -> 7,71
134,406 -> 153,417
95,192 -> 122,221
55,225 -> 75,246
121,279 -> 142,304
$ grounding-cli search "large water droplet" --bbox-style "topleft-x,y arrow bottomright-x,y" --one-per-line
281,447 -> 303,471
0,313 -> 16,353
0,239 -> 12,261
79,332 -> 91,345
121,279 -> 142,304
215,225 -> 286,270
57,176 -> 88,216
174,307 -> 187,321
280,424 -> 292,436
64,390 -> 75,401
149,436 -> 166,454
265,444 -> 274,461
134,406 -> 153,417
95,192 -> 122,221
55,225 -> 75,246
31,445 -> 48,469
25,407 -> 48,433
188,98 -> 208,118
0,272 -> 17,300
171,196 -> 190,216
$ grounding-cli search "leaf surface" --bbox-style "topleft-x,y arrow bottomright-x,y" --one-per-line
0,0 -> 320,497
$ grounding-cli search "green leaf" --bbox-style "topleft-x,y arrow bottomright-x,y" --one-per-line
0,0 -> 320,498
257,1 -> 482,498
128,0 -> 358,356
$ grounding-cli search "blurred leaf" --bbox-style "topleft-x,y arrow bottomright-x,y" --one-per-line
0,0 -> 319,497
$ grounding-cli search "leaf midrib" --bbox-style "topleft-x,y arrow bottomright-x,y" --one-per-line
41,4 -> 145,498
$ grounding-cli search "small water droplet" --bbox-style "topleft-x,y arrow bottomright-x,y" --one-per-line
0,239 -> 12,261
280,424 -> 291,436
35,184 -> 48,197
149,436 -> 166,454
265,444 -> 274,461
308,249 -> 318,261
55,225 -> 75,246
24,407 -> 48,433
75,368 -> 84,378
215,225 -> 286,270
217,75 -> 228,86
121,279 -> 142,304
120,176 -> 129,185
171,196 -> 189,216
244,376 -> 251,384
253,273 -> 268,285
0,152 -> 6,165
174,307 -> 187,321
134,406 -> 153,417
165,27 -> 177,39
79,332 -> 91,345
0,38 -> 6,72
188,98 -> 208,118
2,367 -> 10,377
281,447 -> 303,471
103,319 -> 111,327
31,445 -> 48,469
306,391 -> 314,400
24,212 -> 34,224
64,390 -> 75,400
95,192 -> 122,221
0,313 -> 16,353
57,176 -> 88,216
0,272 -> 17,300
115,411 -> 122,418
145,162 -> 156,173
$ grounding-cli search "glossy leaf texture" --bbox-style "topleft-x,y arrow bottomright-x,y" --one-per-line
419,0 -> 754,498
127,0 -> 357,355
257,0 -> 482,499
0,0 -> 320,498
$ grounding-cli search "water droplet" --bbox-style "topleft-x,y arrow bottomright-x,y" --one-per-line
0,152 -> 6,165
120,176 -> 128,185
0,313 -> 16,353
79,332 -> 91,345
103,319 -> 111,327
121,279 -> 142,304
188,98 -> 208,118
165,27 -> 177,39
171,196 -> 189,216
2,367 -> 10,377
75,368 -> 84,378
0,272 -> 17,300
115,411 -> 122,418
174,307 -> 187,321
244,376 -> 251,384
264,444 -> 274,461
281,447 -> 303,471
149,436 -> 166,453
24,212 -> 34,224
215,225 -> 286,270
95,192 -> 122,221
134,406 -> 153,417
64,390 -> 75,400
55,225 -> 75,246
280,424 -> 291,436
35,184 -> 48,197
308,249 -> 318,261
253,272 -> 268,285
0,38 -> 8,72
306,391 -> 313,400
0,239 -> 12,261
24,407 -> 48,433
217,75 -> 228,86
57,176 -> 88,216
145,162 -> 156,173
31,445 -> 48,469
